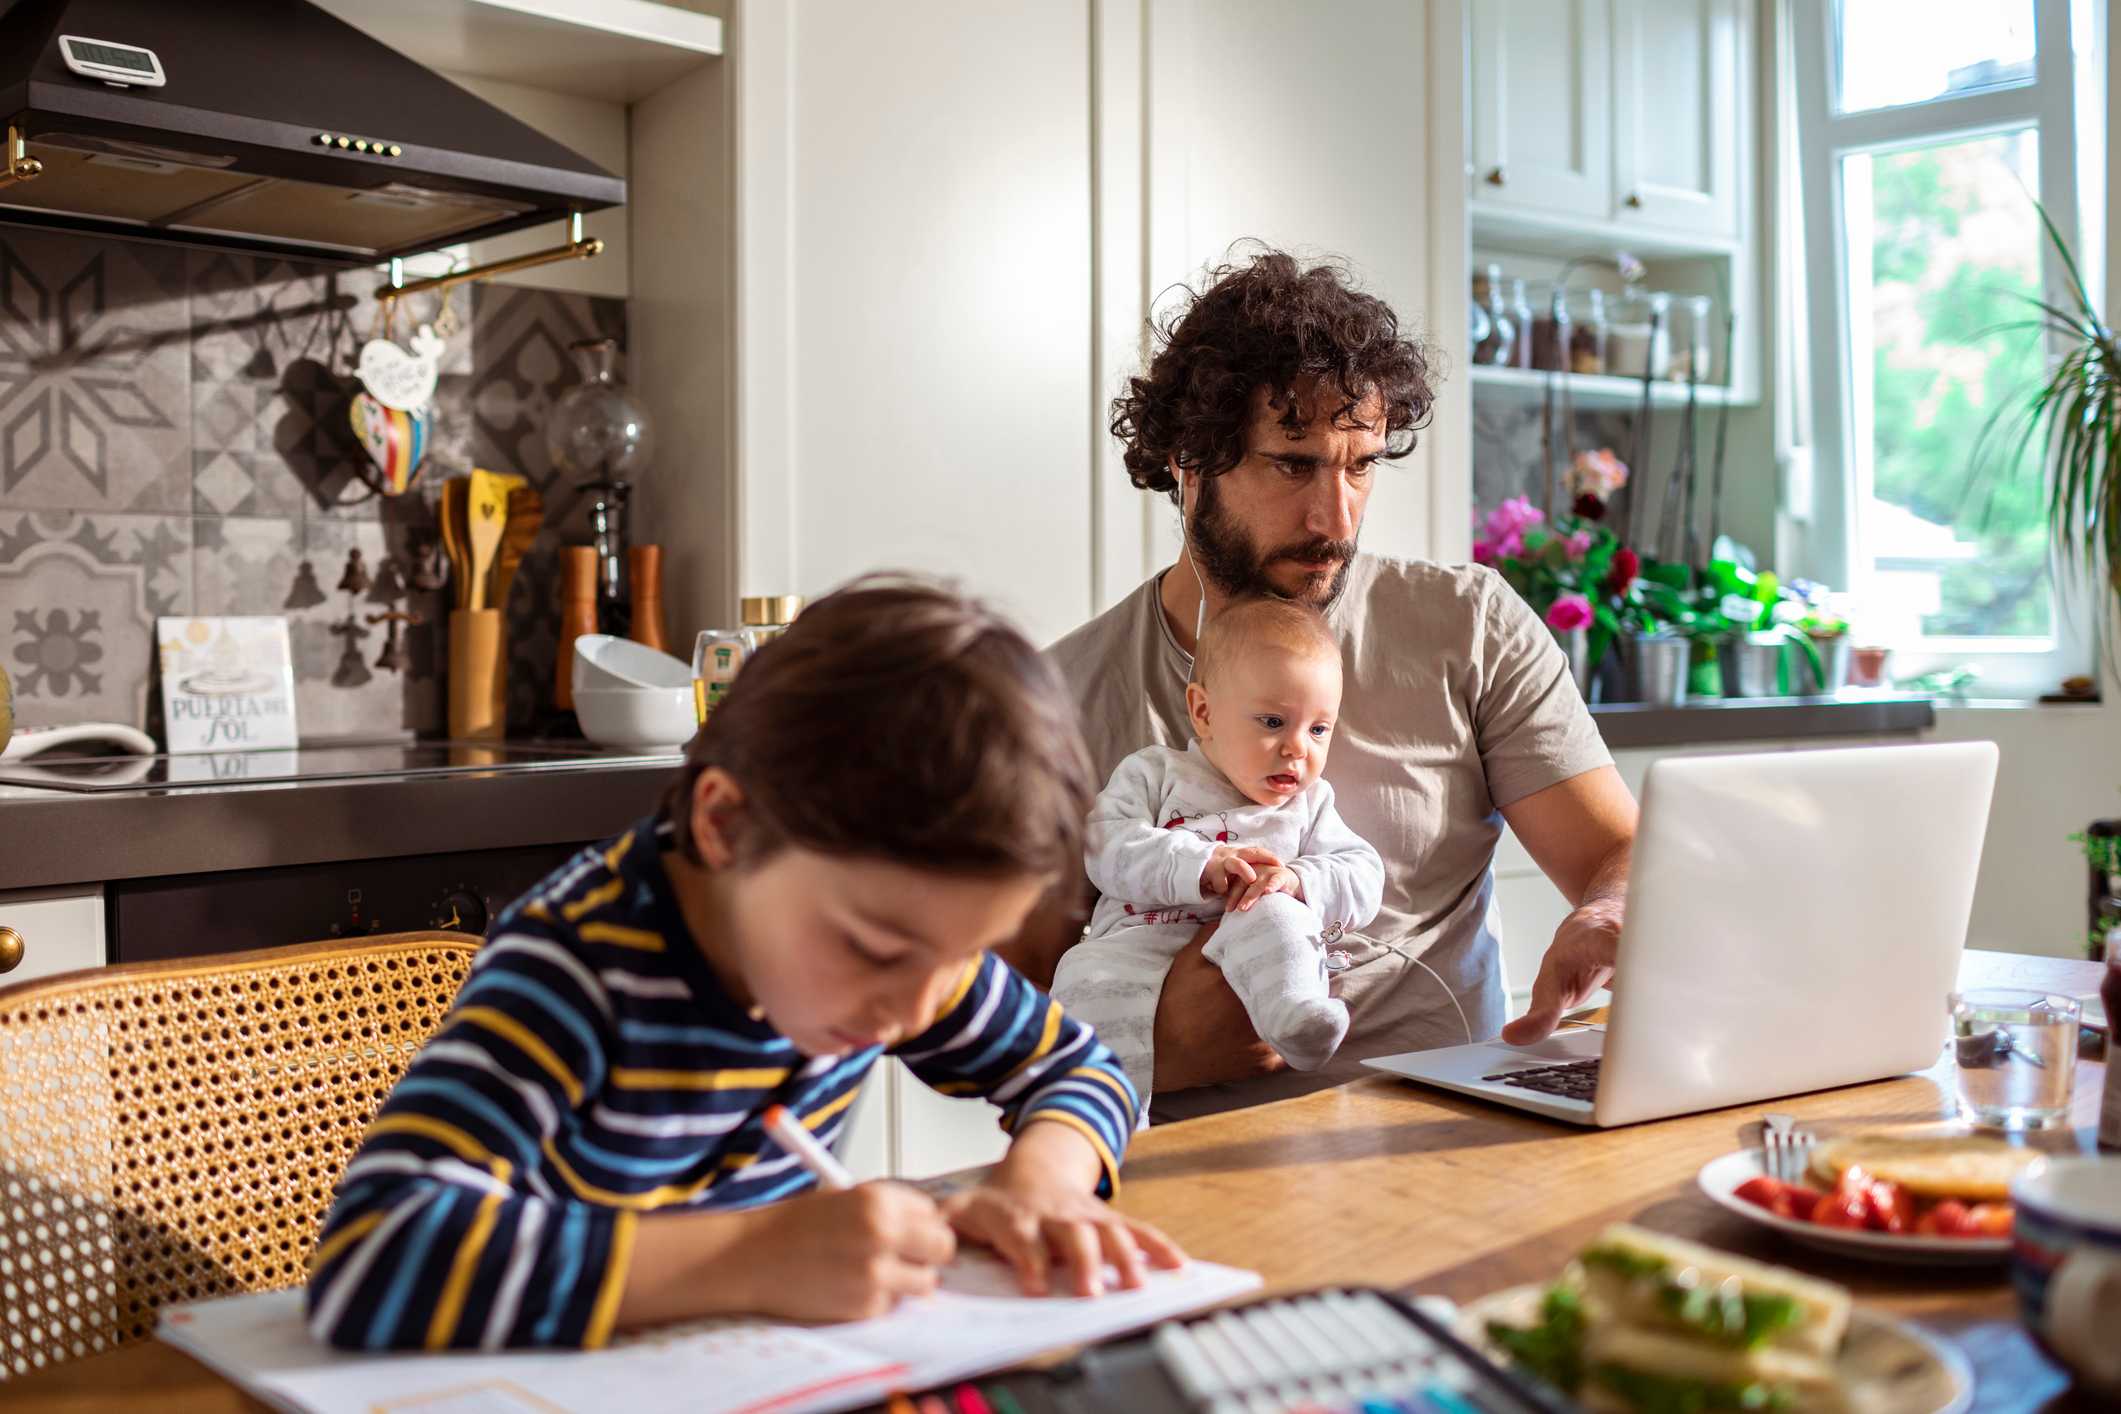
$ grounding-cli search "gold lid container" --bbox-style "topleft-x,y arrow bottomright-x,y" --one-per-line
740,595 -> 805,627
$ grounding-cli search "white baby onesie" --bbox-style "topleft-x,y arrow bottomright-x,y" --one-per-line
1052,740 -> 1386,1108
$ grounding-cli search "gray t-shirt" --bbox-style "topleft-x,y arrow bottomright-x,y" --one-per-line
1046,553 -> 1611,1119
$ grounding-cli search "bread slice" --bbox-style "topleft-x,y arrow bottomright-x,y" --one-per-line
1575,1224 -> 1852,1359
1806,1133 -> 2037,1201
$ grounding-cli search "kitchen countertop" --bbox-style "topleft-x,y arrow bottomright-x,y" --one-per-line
0,743 -> 684,892
1589,691 -> 1934,749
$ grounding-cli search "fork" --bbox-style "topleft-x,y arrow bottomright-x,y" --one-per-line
1761,1112 -> 1816,1184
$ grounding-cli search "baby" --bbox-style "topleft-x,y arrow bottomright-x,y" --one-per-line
1053,596 -> 1385,1107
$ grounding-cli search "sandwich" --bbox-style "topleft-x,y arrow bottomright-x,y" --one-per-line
1487,1224 -> 1857,1412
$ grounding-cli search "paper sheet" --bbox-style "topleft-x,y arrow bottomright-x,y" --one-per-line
157,1256 -> 1262,1414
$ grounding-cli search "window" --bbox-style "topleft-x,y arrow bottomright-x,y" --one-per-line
1792,0 -> 2099,694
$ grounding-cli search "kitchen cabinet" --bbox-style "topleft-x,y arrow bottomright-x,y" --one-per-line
836,1058 -> 1010,1183
1611,0 -> 1744,241
1469,0 -> 1749,245
1468,0 -> 1612,223
0,886 -> 105,988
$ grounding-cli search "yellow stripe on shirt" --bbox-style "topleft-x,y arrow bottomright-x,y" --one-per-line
609,1065 -> 790,1091
583,1210 -> 638,1349
1065,1064 -> 1137,1110
562,877 -> 626,921
933,954 -> 985,1019
602,830 -> 635,874
542,1137 -> 724,1210
576,921 -> 666,951
362,1112 -> 501,1170
993,1001 -> 1063,1086
455,1005 -> 585,1106
307,1210 -> 383,1278
425,1167 -> 512,1350
803,1086 -> 860,1129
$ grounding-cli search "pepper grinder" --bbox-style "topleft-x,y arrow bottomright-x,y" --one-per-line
556,545 -> 600,713
627,544 -> 667,653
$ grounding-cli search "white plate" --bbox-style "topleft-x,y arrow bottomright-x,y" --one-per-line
1462,1283 -> 1972,1414
1697,1149 -> 2009,1265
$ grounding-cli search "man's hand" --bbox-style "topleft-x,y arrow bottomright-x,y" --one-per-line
1500,895 -> 1622,1044
1152,921 -> 1287,1092
1200,844 -> 1281,899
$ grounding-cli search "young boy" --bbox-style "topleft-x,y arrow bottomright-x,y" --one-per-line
1051,597 -> 1384,1107
306,578 -> 1180,1351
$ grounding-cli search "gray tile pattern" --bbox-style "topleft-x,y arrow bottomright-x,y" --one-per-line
1473,394 -> 1636,523
0,229 -> 626,739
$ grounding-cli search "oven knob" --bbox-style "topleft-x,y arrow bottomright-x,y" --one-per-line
434,888 -> 488,935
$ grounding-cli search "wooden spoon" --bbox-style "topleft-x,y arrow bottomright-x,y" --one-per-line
466,468 -> 507,610
439,476 -> 472,611
487,485 -> 545,614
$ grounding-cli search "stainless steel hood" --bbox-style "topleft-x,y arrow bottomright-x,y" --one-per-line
0,0 -> 625,264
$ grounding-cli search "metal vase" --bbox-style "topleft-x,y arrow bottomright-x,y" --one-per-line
1723,633 -> 1786,697
1551,625 -> 1593,699
1627,633 -> 1691,706
1790,635 -> 1852,696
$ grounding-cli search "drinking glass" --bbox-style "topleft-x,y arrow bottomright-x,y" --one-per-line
1949,987 -> 2079,1129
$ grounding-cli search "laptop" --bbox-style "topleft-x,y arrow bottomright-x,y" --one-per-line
1364,741 -> 2000,1127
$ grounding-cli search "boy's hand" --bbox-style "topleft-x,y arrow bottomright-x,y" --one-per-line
1230,863 -> 1302,912
943,1121 -> 1186,1297
737,1182 -> 957,1321
1200,844 -> 1281,899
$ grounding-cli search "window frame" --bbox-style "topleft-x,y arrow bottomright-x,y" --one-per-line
1791,0 -> 2096,695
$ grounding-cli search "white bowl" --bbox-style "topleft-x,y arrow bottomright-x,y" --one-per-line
574,685 -> 695,750
574,634 -> 691,693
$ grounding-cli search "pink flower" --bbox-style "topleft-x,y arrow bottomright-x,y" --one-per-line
1564,530 -> 1594,559
1566,448 -> 1630,503
1480,496 -> 1545,547
1545,593 -> 1593,632
1472,538 -> 1498,566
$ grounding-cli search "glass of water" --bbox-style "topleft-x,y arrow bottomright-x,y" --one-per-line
1949,988 -> 2080,1129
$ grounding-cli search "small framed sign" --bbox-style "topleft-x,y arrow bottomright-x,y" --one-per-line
156,616 -> 299,754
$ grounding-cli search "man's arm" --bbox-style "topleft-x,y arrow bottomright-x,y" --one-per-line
1496,764 -> 1637,1043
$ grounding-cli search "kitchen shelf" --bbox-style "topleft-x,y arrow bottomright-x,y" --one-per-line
1469,364 -> 1751,410
316,0 -> 722,105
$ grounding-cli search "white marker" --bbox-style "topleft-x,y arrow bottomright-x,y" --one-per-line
762,1104 -> 855,1191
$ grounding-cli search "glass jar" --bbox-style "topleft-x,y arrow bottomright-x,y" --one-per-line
1606,290 -> 1672,380
1669,294 -> 1715,384
1506,279 -> 1536,370
546,338 -> 654,482
1471,263 -> 1514,366
1567,288 -> 1608,375
1528,283 -> 1571,372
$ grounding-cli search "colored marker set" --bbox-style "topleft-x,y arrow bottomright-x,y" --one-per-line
875,1288 -> 1564,1414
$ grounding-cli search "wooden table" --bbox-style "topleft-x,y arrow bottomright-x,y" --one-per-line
6,950 -> 2110,1412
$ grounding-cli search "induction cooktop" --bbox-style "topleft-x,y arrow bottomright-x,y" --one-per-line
0,741 -> 681,793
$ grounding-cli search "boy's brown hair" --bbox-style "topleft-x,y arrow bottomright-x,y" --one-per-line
662,575 -> 1094,880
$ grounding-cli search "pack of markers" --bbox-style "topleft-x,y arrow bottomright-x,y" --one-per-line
869,1286 -> 1570,1414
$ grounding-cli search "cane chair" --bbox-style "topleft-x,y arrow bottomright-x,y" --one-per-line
0,931 -> 481,1379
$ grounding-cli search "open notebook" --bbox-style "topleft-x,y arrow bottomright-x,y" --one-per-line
157,1256 -> 1262,1414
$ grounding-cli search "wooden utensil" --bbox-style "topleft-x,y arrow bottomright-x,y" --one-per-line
466,469 -> 507,609
439,476 -> 471,610
487,486 -> 544,614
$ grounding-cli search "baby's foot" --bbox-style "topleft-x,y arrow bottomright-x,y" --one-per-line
1263,996 -> 1349,1071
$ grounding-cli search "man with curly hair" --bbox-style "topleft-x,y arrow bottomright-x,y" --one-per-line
1021,249 -> 1639,1122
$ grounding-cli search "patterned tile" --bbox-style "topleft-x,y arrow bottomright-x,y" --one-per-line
296,514 -> 444,740
0,231 -> 191,513
470,284 -> 628,493
0,511 -> 193,728
1472,395 -> 1634,519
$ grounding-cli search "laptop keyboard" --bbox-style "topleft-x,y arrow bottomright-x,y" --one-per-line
1481,1057 -> 1599,1100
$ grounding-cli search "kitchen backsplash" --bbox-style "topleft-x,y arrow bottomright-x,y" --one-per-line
1473,395 -> 1638,526
0,228 -> 625,741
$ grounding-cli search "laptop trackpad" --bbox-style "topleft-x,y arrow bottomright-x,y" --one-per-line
1491,1029 -> 1605,1063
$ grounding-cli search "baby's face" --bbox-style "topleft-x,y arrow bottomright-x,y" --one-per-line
1190,648 -> 1343,807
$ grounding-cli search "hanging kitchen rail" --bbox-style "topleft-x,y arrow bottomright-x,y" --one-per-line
1,126 -> 43,191
375,210 -> 601,306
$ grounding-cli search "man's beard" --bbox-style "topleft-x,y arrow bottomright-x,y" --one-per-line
1188,473 -> 1359,609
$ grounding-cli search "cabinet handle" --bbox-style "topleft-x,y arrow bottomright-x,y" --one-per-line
0,926 -> 21,974
1484,165 -> 1507,187
1625,191 -> 1644,208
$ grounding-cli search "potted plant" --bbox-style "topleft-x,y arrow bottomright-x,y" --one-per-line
1473,492 -> 1633,699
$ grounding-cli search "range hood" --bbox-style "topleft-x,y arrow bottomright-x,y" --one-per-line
0,0 -> 624,264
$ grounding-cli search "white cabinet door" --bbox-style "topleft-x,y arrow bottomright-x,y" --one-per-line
1610,0 -> 1744,240
1469,0 -> 1613,222
0,886 -> 105,987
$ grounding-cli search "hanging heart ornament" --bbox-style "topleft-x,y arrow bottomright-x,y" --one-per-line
356,324 -> 446,412
349,392 -> 430,496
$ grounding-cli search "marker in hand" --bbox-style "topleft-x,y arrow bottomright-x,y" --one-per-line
763,1103 -> 855,1191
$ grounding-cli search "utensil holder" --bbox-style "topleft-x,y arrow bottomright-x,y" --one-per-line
448,608 -> 505,740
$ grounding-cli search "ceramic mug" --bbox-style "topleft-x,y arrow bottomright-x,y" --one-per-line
2010,1156 -> 2121,1393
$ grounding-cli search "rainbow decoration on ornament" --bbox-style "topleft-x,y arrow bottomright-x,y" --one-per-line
350,391 -> 430,496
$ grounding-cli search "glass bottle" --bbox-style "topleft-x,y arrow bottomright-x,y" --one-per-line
1568,288 -> 1607,375
547,338 -> 653,637
1528,284 -> 1571,372
1506,279 -> 1536,370
1673,294 -> 1714,384
2102,928 -> 2121,1150
1470,266 -> 1503,364
1608,290 -> 1672,379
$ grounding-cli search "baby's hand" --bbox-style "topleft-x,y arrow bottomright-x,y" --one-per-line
1201,845 -> 1282,900
1231,863 -> 1303,911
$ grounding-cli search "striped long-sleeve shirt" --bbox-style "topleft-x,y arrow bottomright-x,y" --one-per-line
305,817 -> 1140,1352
